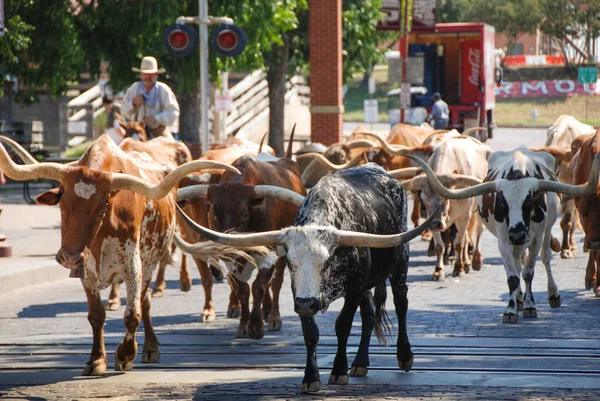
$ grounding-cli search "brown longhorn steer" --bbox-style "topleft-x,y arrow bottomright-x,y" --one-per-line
569,130 -> 600,295
179,153 -> 306,339
0,135 -> 237,375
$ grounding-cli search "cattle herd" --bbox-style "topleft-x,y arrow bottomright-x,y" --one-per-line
1,114 -> 600,393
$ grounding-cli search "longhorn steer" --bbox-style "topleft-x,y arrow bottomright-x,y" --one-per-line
102,136 -> 193,310
0,135 -> 237,375
410,146 -> 600,322
177,150 -> 305,339
394,136 -> 491,280
533,115 -> 595,258
177,163 -> 435,393
569,130 -> 600,295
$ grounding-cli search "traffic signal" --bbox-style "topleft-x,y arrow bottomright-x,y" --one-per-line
163,24 -> 198,57
211,24 -> 247,57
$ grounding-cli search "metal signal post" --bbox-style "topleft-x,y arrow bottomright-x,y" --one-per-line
175,1 -> 234,152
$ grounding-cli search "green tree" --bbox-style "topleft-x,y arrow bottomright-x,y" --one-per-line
0,0 -> 85,104
437,0 -> 472,23
465,0 -> 542,58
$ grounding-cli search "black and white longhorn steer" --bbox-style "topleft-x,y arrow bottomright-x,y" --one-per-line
176,163 -> 435,393
404,147 -> 600,323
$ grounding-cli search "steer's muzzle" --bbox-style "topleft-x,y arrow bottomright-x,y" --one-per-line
429,219 -> 446,231
55,248 -> 85,270
508,226 -> 528,246
294,297 -> 322,317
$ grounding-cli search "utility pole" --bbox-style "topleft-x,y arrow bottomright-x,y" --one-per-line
400,0 -> 410,124
176,1 -> 233,153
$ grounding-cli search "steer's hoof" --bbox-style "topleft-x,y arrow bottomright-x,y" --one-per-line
142,346 -> 160,363
523,308 -> 538,318
227,306 -> 241,319
349,366 -> 368,377
432,269 -> 445,282
151,288 -> 165,298
585,278 -> 595,290
201,311 -> 217,323
236,325 -> 248,338
106,300 -> 121,312
594,286 -> 600,297
301,381 -> 322,393
114,360 -> 134,372
502,312 -> 518,323
561,249 -> 573,259
179,279 -> 191,292
549,295 -> 561,308
464,264 -> 471,274
81,360 -> 106,376
248,322 -> 264,340
452,269 -> 465,278
328,374 -> 349,385
397,355 -> 414,372
267,318 -> 282,331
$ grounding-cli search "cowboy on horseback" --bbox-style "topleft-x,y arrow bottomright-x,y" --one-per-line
121,56 -> 180,139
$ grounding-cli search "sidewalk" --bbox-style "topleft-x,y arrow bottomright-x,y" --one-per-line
0,185 -> 67,293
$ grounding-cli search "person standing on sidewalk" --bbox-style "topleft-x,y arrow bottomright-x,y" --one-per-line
121,56 -> 180,139
427,92 -> 449,129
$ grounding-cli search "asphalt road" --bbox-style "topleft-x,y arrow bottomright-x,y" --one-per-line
2,127 -> 600,400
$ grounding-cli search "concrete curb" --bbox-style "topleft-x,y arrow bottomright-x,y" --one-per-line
0,264 -> 67,294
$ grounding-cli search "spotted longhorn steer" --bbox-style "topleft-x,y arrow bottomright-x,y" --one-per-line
409,146 -> 600,322
392,136 -> 491,280
101,136 -> 193,310
177,163 -> 435,393
0,135 -> 237,375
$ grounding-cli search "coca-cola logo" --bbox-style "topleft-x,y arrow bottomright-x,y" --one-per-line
468,48 -> 481,86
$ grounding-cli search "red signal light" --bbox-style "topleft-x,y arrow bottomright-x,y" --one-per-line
216,30 -> 238,50
168,30 -> 189,50
163,24 -> 198,57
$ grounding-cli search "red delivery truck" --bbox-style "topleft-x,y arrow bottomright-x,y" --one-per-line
399,22 -> 502,141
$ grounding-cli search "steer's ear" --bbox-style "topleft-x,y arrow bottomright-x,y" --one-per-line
36,188 -> 62,206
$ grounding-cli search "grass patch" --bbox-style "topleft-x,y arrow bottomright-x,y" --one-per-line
344,65 -> 600,126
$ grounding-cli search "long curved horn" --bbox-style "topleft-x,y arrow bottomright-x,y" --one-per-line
177,184 -> 210,202
400,174 -> 428,191
176,204 -> 282,246
345,139 -> 378,149
530,146 -> 573,164
437,174 -> 483,188
110,160 -> 240,199
172,233 -> 271,268
300,152 -> 365,185
536,150 -> 600,196
359,132 -> 411,156
388,167 -> 422,179
0,136 -> 39,164
253,185 -> 305,206
0,143 -> 65,182
401,153 -> 497,199
462,127 -> 487,136
285,123 -> 296,159
337,206 -> 439,248
258,131 -> 268,154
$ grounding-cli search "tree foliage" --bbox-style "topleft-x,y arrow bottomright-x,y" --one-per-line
0,0 -> 85,103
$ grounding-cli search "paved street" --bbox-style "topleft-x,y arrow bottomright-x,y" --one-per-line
2,127 -> 600,400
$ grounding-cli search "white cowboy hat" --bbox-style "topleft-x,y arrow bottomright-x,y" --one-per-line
132,56 -> 166,74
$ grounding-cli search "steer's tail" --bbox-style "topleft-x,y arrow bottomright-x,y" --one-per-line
373,281 -> 394,346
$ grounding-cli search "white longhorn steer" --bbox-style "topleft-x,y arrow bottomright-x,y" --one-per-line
405,146 -> 600,323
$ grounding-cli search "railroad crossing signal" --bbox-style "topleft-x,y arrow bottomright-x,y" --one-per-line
211,24 -> 247,57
